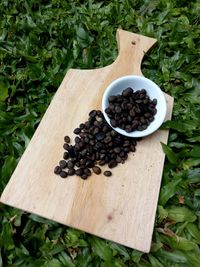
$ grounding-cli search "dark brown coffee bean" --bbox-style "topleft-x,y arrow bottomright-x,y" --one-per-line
67,160 -> 74,169
68,169 -> 75,176
129,109 -> 136,117
110,119 -> 117,127
73,128 -> 81,134
110,130 -> 117,137
137,125 -> 143,131
113,147 -> 120,154
75,136 -> 81,143
104,136 -> 112,143
60,171 -> 68,178
54,166 -> 61,174
108,160 -> 117,168
141,89 -> 147,94
108,95 -> 117,102
122,87 -> 133,97
64,136 -> 70,143
115,106 -> 121,113
89,110 -> 97,117
86,160 -> 94,168
144,112 -> 152,118
84,168 -> 91,176
149,117 -> 154,122
68,146 -> 76,157
151,108 -> 157,115
152,99 -> 157,105
75,168 -> 83,176
92,166 -> 101,175
105,107 -> 111,114
93,127 -> 99,135
75,161 -> 81,167
63,152 -> 69,160
116,156 -> 122,163
79,123 -> 85,129
63,143 -> 69,150
130,145 -> 136,152
99,160 -> 106,166
59,160 -> 67,169
125,125 -> 132,133
132,121 -> 139,129
96,132 -> 105,141
81,174 -> 88,180
104,170 -> 112,177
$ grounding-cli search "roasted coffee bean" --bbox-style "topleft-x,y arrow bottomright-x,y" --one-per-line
149,117 -> 154,122
125,125 -> 132,133
105,107 -> 111,114
68,169 -> 75,176
99,160 -> 106,166
92,166 -> 101,175
108,95 -> 117,102
68,146 -> 76,157
64,136 -> 70,143
75,136 -> 81,143
110,119 -> 117,127
86,160 -> 94,168
63,152 -> 69,160
73,128 -> 81,134
63,143 -> 69,150
89,110 -> 97,117
152,99 -> 157,105
75,168 -> 83,176
84,168 -> 91,176
59,160 -> 67,169
67,160 -> 74,169
79,123 -> 85,129
104,170 -> 112,177
113,147 -> 120,154
130,145 -> 136,152
75,161 -> 81,167
54,166 -> 61,174
81,174 -> 88,180
116,156 -> 122,163
115,106 -> 121,113
93,127 -> 99,135
60,171 -> 68,178
96,132 -> 105,141
108,160 -> 117,168
122,87 -> 133,97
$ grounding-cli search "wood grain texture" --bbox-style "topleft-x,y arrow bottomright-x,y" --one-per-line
1,29 -> 173,252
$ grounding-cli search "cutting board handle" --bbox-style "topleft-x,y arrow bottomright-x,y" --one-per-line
114,29 -> 157,76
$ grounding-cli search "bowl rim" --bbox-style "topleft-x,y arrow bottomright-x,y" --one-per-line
102,75 -> 167,138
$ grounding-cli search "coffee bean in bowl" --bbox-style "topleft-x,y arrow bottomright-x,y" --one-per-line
102,75 -> 167,138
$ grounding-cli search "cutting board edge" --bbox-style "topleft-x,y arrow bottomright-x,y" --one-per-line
0,199 -> 151,253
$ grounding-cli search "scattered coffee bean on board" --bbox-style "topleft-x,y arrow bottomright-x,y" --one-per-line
54,166 -> 61,175
92,166 -> 101,175
54,110 -> 140,180
60,171 -> 68,178
104,170 -> 112,177
64,136 -> 70,143
59,160 -> 67,169
105,88 -> 157,133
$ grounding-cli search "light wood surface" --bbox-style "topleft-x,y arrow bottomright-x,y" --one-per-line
1,29 -> 173,253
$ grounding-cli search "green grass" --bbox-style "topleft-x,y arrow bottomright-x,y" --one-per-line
0,0 -> 200,266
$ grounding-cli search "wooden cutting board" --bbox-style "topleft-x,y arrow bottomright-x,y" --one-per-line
1,29 -> 173,253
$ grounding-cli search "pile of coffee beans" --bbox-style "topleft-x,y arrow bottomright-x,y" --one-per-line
54,110 -> 139,180
105,88 -> 157,133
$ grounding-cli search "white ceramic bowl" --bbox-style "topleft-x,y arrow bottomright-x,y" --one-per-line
102,75 -> 167,138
